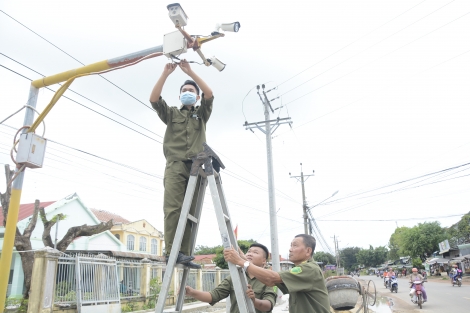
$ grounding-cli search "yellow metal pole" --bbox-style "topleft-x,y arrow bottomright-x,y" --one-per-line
0,85 -> 39,312
0,188 -> 22,310
31,60 -> 110,88
0,45 -> 164,310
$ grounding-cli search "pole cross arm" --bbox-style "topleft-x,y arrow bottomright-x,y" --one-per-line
243,117 -> 292,135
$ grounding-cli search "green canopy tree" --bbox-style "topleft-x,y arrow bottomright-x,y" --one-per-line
388,226 -> 410,260
214,239 -> 257,269
356,245 -> 388,267
340,247 -> 361,271
313,251 -> 335,265
401,221 -> 447,261
194,244 -> 221,255
447,212 -> 470,245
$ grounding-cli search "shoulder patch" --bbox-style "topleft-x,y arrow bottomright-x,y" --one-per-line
290,266 -> 302,274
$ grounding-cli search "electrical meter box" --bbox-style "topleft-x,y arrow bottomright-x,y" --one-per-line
163,30 -> 187,58
16,133 -> 47,168
167,3 -> 188,27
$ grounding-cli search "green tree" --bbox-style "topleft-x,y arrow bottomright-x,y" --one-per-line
340,247 -> 361,271
401,221 -> 447,261
214,239 -> 257,269
355,245 -> 387,268
194,245 -> 221,255
313,251 -> 335,265
388,226 -> 410,260
447,212 -> 470,245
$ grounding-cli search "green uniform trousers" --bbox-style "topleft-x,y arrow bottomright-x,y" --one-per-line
163,160 -> 201,256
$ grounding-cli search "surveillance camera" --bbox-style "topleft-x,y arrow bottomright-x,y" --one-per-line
208,56 -> 226,72
214,22 -> 241,33
167,3 -> 188,27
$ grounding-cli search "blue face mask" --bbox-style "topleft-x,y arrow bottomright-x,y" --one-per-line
180,91 -> 197,105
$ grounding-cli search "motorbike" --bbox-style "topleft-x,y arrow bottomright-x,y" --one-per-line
384,278 -> 391,289
390,276 -> 398,293
410,280 -> 425,309
376,272 -> 379,277
452,276 -> 462,287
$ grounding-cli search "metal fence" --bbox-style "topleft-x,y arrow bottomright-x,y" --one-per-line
220,270 -> 230,281
202,271 -> 216,291
55,254 -> 76,305
178,269 -> 197,289
117,259 -> 143,299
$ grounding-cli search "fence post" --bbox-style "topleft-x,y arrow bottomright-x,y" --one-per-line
196,269 -> 203,291
140,258 -> 151,297
215,268 -> 221,286
27,247 -> 61,313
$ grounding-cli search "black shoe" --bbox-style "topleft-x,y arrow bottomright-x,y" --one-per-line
184,261 -> 202,269
165,252 -> 195,265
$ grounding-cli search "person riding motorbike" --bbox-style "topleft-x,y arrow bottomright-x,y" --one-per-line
451,265 -> 462,285
409,268 -> 427,303
386,268 -> 394,288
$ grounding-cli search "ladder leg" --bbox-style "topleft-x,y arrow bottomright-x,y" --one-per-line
207,173 -> 256,313
174,174 -> 208,311
155,174 -> 200,313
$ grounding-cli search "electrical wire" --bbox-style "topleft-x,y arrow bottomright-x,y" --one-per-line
0,52 -> 163,138
317,213 -> 468,222
0,63 -> 163,144
0,9 -> 155,113
280,10 -> 470,107
274,0 -> 430,89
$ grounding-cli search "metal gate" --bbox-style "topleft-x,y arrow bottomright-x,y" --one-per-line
76,254 -> 121,313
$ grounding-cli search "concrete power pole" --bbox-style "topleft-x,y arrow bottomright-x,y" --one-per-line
243,84 -> 292,272
290,164 -> 314,234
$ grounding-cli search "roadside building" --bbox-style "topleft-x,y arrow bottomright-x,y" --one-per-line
92,209 -> 164,256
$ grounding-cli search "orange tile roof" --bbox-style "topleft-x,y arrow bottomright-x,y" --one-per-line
0,201 -> 55,226
91,208 -> 131,224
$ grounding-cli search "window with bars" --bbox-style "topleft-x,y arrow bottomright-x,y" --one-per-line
139,237 -> 147,252
127,235 -> 135,250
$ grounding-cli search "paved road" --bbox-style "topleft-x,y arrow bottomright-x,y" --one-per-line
364,274 -> 470,312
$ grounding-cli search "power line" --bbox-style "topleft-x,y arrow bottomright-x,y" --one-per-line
318,213 -> 467,222
280,9 -> 469,107
275,0 -> 430,88
0,63 -> 163,144
0,9 -> 155,113
0,53 -> 163,138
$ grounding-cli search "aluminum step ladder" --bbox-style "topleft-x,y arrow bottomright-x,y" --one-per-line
155,143 -> 256,313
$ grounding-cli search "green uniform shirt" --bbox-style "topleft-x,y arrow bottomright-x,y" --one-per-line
276,258 -> 330,313
150,95 -> 214,163
209,274 -> 277,313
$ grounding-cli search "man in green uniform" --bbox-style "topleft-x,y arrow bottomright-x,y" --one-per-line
185,243 -> 276,313
149,60 -> 214,269
224,234 -> 331,313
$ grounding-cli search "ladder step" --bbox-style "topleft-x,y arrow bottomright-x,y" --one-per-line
187,214 -> 198,224
223,214 -> 230,222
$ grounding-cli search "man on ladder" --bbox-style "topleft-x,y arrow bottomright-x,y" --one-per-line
149,60 -> 214,268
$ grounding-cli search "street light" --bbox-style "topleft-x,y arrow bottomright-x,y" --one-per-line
307,190 -> 339,211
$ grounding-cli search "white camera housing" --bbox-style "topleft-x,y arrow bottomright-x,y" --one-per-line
167,3 -> 188,27
209,56 -> 226,72
215,22 -> 240,33
163,30 -> 187,58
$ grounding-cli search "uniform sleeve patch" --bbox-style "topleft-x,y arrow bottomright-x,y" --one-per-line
290,266 -> 302,274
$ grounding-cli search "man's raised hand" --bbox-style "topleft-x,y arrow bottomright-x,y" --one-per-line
162,63 -> 177,76
179,59 -> 193,75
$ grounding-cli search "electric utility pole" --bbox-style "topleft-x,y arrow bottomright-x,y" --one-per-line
289,164 -> 314,234
243,84 -> 292,272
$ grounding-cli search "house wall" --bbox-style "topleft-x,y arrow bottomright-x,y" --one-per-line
111,220 -> 164,256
